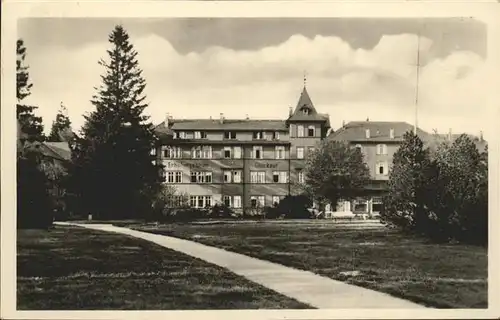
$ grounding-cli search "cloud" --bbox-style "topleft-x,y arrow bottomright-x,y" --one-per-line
23,31 -> 492,140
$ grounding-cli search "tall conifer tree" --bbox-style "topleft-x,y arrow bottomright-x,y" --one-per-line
70,25 -> 162,219
17,39 -> 44,142
48,102 -> 72,142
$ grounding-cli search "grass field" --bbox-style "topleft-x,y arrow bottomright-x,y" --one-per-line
131,220 -> 488,308
17,226 -> 310,310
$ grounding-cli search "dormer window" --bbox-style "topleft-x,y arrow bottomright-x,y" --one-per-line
365,129 -> 370,139
390,128 -> 395,139
302,108 -> 310,115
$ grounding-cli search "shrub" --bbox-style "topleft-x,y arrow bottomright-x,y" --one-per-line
263,205 -> 282,219
278,195 -> 313,219
210,204 -> 235,219
171,208 -> 209,223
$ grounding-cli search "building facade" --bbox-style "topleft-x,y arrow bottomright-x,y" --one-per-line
154,86 -> 330,214
328,121 -> 431,214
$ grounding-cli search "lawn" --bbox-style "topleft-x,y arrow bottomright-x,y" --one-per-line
17,225 -> 311,310
130,220 -> 488,309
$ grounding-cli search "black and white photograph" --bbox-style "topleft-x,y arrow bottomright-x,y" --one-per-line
1,1 -> 499,319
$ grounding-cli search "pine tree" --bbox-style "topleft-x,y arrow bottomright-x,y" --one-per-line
69,25 -> 162,220
381,131 -> 435,234
17,39 -> 44,142
304,140 -> 370,208
48,102 -> 72,142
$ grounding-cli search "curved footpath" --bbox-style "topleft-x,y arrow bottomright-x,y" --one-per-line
55,222 -> 428,309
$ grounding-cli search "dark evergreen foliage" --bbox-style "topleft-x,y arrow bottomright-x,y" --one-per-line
67,25 -> 163,220
17,39 -> 44,142
17,150 -> 53,229
48,103 -> 72,142
382,132 -> 488,245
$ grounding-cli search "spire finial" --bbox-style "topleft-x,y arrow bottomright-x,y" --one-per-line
303,70 -> 307,88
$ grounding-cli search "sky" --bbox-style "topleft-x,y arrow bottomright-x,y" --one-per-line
18,17 -> 493,138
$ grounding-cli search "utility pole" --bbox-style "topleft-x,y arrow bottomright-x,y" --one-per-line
414,30 -> 421,135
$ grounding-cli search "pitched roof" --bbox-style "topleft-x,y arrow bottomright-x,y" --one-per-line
329,121 -> 431,142
156,119 -> 288,132
424,133 -> 488,153
42,142 -> 72,161
288,87 -> 328,122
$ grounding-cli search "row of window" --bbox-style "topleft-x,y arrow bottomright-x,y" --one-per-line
163,170 -> 305,184
354,144 -> 389,155
172,125 -> 319,141
157,146 -> 315,160
174,131 -> 283,140
186,195 -> 287,209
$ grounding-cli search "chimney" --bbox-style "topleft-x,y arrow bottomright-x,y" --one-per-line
389,128 -> 394,139
246,114 -> 250,120
342,120 -> 345,127
220,113 -> 224,124
365,129 -> 370,139
366,117 -> 370,122
448,128 -> 452,141
480,131 -> 484,141
289,107 -> 293,117
165,112 -> 170,127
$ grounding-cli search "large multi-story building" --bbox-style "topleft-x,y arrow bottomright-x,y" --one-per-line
328,121 -> 431,214
153,86 -> 330,214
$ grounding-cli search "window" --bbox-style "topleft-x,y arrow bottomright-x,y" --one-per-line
272,171 -> 289,183
163,146 -> 182,159
224,170 -> 242,183
202,146 -> 212,158
166,195 -> 184,208
224,131 -> 236,139
308,147 -> 315,156
298,171 -> 305,183
275,146 -> 285,159
289,126 -> 293,137
302,108 -> 310,115
376,144 -> 387,155
224,147 -> 232,159
150,148 -> 156,156
192,146 -> 212,159
190,172 -> 212,183
297,125 -> 304,137
165,171 -> 182,183
365,129 -> 370,139
272,196 -> 280,206
179,131 -> 186,139
253,131 -> 266,140
389,129 -> 395,139
233,146 -> 241,159
272,195 -> 285,206
190,195 -> 214,208
233,170 -> 242,183
273,132 -> 280,140
253,146 -> 263,159
233,196 -> 242,208
190,196 -> 197,208
250,171 -> 265,183
297,147 -> 304,159
307,125 -> 315,137
224,170 -> 232,183
376,162 -> 388,175
223,195 -> 232,207
250,196 -> 265,207
194,131 -> 207,139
